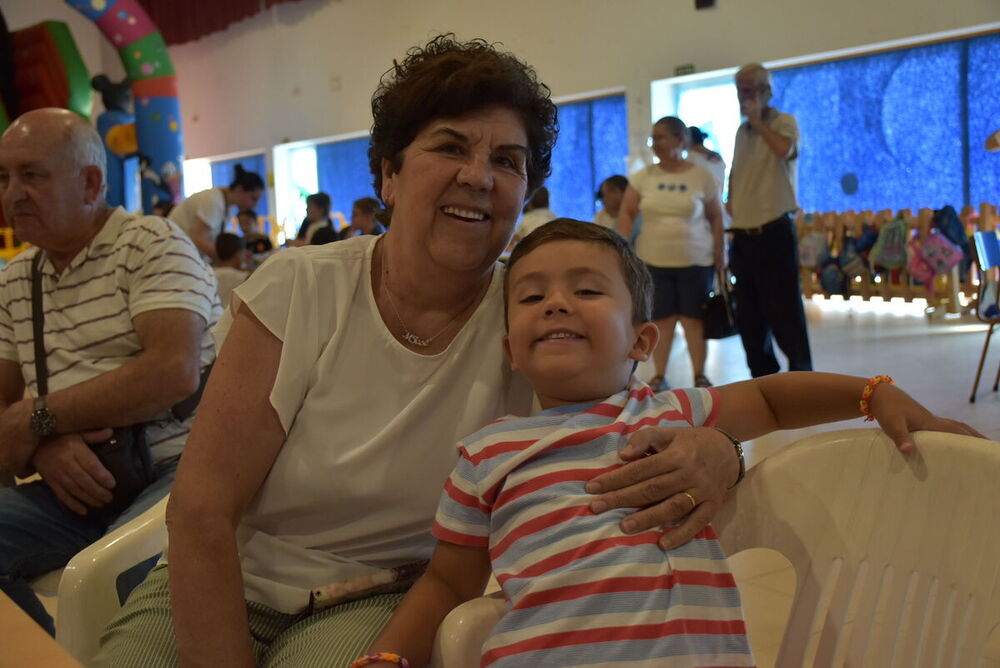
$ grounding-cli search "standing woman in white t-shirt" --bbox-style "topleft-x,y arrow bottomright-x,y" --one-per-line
168,165 -> 264,263
619,117 -> 724,390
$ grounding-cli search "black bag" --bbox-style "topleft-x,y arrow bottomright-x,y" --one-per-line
32,254 -> 155,519
702,269 -> 738,340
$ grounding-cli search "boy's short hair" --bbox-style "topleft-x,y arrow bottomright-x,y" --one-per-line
352,197 -> 382,215
215,232 -> 246,262
504,218 -> 652,326
306,192 -> 331,216
237,209 -> 257,220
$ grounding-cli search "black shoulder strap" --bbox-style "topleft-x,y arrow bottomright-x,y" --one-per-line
31,252 -> 49,396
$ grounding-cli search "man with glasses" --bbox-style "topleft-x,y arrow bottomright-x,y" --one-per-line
726,62 -> 813,377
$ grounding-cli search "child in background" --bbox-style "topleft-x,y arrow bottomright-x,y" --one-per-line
237,209 -> 274,255
593,174 -> 628,231
212,233 -> 249,309
355,219 -> 975,668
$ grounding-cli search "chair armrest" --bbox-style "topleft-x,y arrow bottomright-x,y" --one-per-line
430,592 -> 507,668
55,495 -> 169,664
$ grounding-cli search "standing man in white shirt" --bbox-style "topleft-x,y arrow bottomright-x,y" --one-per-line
727,63 -> 813,377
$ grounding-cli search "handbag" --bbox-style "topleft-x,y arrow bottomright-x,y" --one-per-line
702,268 -> 738,340
31,253 -> 155,520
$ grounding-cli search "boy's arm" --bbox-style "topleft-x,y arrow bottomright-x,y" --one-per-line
362,541 -> 493,667
585,372 -> 982,550
713,371 -> 980,451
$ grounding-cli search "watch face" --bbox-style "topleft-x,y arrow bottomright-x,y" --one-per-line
30,408 -> 57,437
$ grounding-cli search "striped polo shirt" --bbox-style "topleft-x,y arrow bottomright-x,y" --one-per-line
0,207 -> 220,462
434,380 -> 754,667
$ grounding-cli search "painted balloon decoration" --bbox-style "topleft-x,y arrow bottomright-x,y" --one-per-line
65,0 -> 184,213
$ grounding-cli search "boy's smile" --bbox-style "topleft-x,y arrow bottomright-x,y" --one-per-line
504,239 -> 657,408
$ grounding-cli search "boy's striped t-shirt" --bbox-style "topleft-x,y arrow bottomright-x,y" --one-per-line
433,380 -> 755,667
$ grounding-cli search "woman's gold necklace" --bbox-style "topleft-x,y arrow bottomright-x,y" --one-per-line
381,255 -> 482,348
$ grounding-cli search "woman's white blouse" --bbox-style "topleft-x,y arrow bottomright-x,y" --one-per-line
213,236 -> 534,613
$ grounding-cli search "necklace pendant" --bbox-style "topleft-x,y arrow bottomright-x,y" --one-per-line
402,331 -> 431,347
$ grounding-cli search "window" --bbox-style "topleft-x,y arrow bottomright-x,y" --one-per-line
547,94 -> 628,221
272,144 -> 319,241
652,31 -> 1000,213
209,154 -> 270,219
315,136 -> 374,226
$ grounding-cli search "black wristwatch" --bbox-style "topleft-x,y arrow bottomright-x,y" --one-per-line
29,396 -> 57,437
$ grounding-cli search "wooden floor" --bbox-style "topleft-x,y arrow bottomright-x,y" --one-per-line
658,295 -> 1000,667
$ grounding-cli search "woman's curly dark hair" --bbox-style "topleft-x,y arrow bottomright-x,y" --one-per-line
368,34 -> 558,201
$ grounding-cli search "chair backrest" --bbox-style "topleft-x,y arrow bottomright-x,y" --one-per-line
974,230 -> 1000,273
56,496 -> 169,664
972,231 -> 1000,322
713,429 -> 1000,668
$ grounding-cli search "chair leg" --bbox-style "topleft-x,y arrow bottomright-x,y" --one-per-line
993,355 -> 1000,393
970,322 -> 994,403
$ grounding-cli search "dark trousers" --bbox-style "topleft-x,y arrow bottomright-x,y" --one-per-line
729,215 -> 813,377
0,458 -> 177,635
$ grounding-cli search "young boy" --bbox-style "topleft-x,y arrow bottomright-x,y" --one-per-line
356,219 -> 970,668
213,232 -> 250,309
236,209 -> 274,254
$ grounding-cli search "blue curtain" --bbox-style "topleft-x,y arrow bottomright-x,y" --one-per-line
968,34 -> 1000,208
210,154 -> 269,217
764,32 -> 1000,213
315,136 -> 377,218
772,42 -> 964,212
547,94 -> 628,221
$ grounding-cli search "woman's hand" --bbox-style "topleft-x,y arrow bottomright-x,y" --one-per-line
585,427 -> 740,550
867,384 -> 984,453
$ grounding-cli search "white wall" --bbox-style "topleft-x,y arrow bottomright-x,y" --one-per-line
6,0 -> 999,160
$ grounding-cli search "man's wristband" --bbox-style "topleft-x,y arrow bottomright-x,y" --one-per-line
712,426 -> 745,489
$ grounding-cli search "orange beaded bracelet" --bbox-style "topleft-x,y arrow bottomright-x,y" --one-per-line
859,375 -> 894,421
350,653 -> 409,668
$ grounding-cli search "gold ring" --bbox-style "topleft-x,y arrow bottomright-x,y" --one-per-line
682,491 -> 697,510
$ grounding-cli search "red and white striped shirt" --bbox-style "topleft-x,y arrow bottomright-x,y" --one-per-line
434,379 -> 754,667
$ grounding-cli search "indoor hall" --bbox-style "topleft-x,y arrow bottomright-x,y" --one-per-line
1,0 -> 999,666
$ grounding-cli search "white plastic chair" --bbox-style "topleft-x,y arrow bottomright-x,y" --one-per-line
430,428 -> 1000,668
55,496 -> 169,664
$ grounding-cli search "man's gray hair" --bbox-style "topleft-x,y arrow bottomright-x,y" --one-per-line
67,120 -> 108,179
735,63 -> 773,91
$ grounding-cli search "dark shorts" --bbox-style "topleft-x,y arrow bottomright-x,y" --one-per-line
647,264 -> 715,320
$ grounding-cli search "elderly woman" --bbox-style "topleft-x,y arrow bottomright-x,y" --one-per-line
620,116 -> 724,390
93,37 -> 974,668
96,35 -> 558,667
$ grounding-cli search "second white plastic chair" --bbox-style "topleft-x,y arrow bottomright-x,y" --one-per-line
431,428 -> 1000,668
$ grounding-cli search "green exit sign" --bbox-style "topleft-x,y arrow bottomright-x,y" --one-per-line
675,64 -> 695,76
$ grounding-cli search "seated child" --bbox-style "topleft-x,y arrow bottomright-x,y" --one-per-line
213,232 -> 250,309
237,208 -> 274,254
355,219 -> 957,668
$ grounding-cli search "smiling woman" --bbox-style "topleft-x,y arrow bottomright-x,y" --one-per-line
92,34 -> 561,668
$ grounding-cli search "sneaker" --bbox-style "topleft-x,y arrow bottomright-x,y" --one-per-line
694,374 -> 713,388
